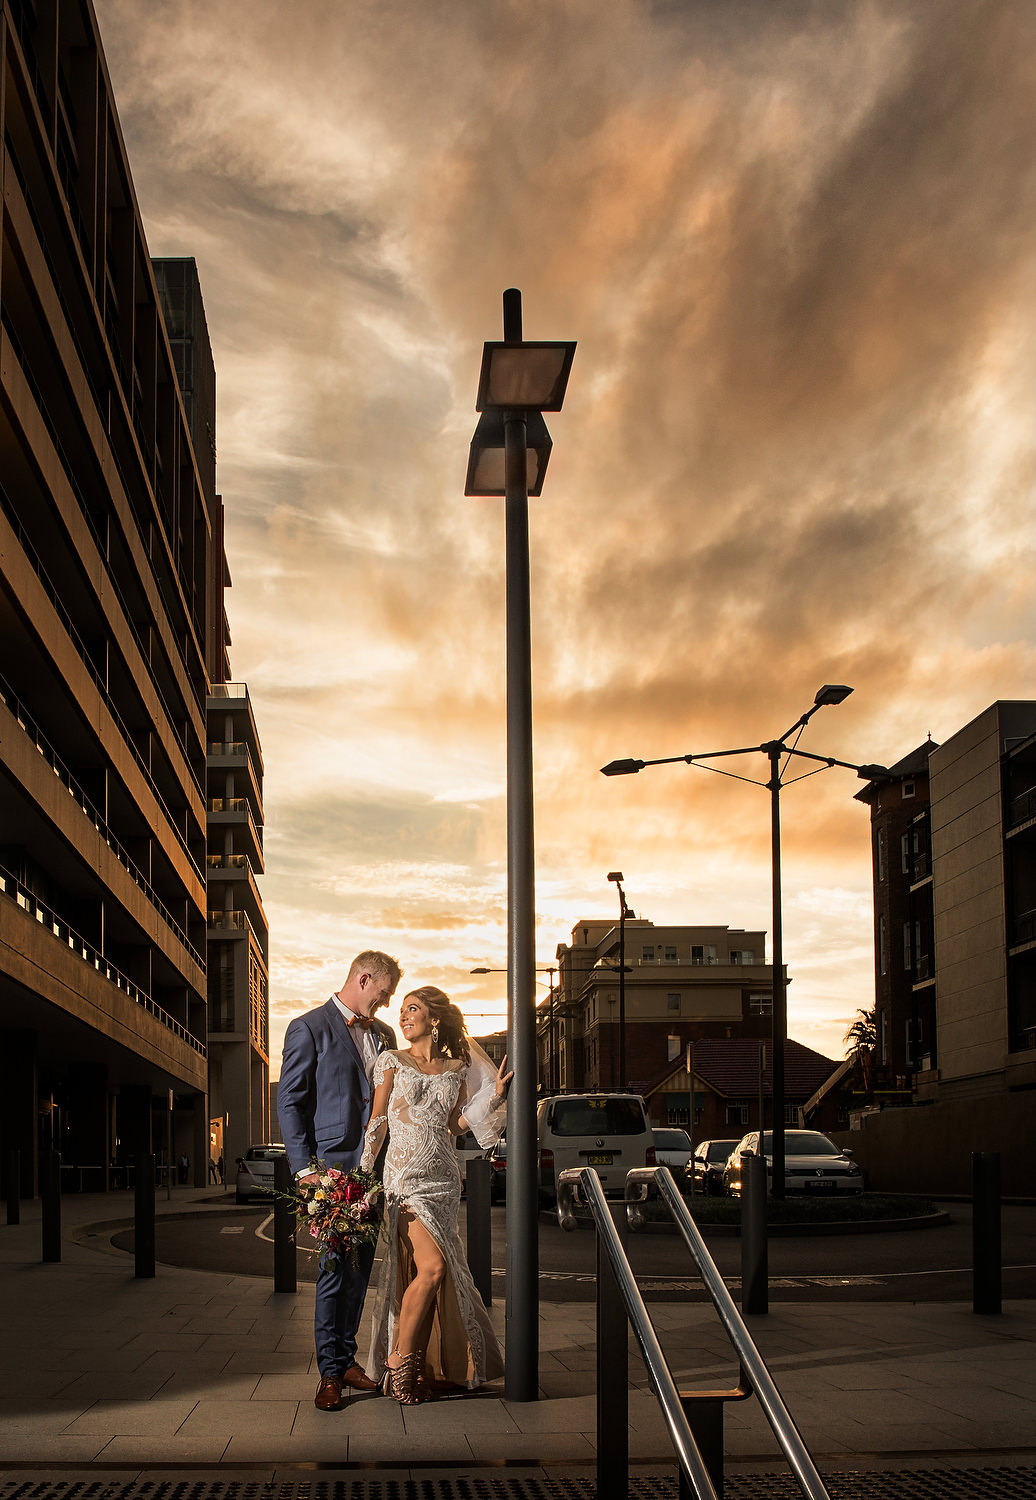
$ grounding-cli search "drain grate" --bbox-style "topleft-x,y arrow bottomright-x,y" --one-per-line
1,1472 -> 1036,1500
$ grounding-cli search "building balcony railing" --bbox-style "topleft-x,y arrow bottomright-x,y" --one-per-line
911,851 -> 930,881
207,741 -> 248,757
1010,909 -> 1036,948
0,479 -> 205,879
209,683 -> 248,699
1008,786 -> 1036,830
208,910 -> 247,931
0,674 -> 204,968
206,854 -> 250,871
0,860 -> 205,1056
915,952 -> 932,981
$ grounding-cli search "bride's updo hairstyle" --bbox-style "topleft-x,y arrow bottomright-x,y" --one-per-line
405,985 -> 471,1066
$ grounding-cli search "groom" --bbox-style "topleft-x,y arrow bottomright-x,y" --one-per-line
278,950 -> 402,1411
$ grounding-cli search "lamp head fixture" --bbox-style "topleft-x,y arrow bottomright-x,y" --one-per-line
607,871 -> 624,884
600,759 -> 645,777
813,684 -> 853,707
855,763 -> 891,780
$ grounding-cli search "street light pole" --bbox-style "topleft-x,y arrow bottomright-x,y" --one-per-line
601,687 -> 888,1202
465,293 -> 576,1401
607,872 -> 630,1091
767,743 -> 786,1198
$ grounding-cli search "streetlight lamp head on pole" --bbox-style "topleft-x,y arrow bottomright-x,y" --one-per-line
607,871 -> 624,883
813,684 -> 853,707
601,759 -> 645,777
475,341 -> 577,412
465,409 -> 553,496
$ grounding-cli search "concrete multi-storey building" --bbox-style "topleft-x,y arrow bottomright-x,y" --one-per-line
853,702 -> 1036,1192
152,257 -> 271,1174
854,739 -> 938,1093
549,918 -> 780,1097
0,2 -> 268,1195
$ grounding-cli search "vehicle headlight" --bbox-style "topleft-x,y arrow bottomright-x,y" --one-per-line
844,1162 -> 861,1175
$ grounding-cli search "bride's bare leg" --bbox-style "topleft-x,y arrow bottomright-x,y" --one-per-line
389,1208 -> 446,1364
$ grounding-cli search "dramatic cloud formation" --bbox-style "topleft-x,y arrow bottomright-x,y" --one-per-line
95,0 -> 1036,1062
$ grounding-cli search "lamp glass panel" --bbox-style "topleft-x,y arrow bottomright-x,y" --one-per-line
467,444 -> 545,496
484,346 -> 569,408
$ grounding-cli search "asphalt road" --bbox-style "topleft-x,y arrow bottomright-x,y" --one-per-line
109,1199 -> 1036,1303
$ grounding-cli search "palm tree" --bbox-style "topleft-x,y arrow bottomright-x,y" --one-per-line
844,1007 -> 878,1092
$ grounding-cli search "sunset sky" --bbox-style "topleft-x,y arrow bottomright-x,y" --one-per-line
94,0 -> 1036,1070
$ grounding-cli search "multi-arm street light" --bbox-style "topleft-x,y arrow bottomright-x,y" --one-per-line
602,685 -> 887,1199
465,290 -> 575,1401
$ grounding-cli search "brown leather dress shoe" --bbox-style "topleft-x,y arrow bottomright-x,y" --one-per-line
314,1374 -> 344,1411
341,1363 -> 379,1392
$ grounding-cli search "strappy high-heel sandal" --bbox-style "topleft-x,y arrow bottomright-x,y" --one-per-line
383,1351 -> 423,1404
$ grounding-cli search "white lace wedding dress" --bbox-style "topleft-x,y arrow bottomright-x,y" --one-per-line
361,1050 -> 504,1388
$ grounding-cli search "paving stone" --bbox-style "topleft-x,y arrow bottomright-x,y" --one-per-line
61,1399 -> 198,1436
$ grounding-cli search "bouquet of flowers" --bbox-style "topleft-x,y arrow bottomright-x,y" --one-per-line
291,1162 -> 383,1267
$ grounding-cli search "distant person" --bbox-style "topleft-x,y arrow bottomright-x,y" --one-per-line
278,951 -> 402,1412
216,1154 -> 224,1184
177,1152 -> 189,1185
208,1156 -> 218,1184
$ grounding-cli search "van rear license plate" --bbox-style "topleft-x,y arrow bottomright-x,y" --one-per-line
586,1153 -> 613,1165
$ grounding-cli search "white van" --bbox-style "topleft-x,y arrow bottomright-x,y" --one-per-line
536,1093 -> 655,1201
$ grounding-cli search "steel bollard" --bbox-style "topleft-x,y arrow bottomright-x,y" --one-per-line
4,1149 -> 20,1226
597,1200 -> 629,1500
273,1155 -> 297,1293
972,1151 -> 1001,1316
134,1152 -> 155,1278
465,1155 -> 493,1306
41,1150 -> 61,1262
740,1152 -> 768,1315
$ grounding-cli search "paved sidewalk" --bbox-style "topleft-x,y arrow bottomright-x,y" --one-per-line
1,1187 -> 1034,1480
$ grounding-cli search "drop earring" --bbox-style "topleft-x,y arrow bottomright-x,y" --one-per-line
431,1021 -> 440,1049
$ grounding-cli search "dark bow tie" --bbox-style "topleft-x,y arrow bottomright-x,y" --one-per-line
346,1013 -> 373,1029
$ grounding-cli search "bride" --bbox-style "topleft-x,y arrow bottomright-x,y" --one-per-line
359,985 -> 511,1403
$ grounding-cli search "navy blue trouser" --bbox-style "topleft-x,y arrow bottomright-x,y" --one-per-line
314,1234 -> 376,1376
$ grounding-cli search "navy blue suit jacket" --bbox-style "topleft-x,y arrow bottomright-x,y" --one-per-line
278,999 -> 394,1177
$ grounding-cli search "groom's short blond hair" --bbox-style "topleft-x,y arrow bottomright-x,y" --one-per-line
348,950 -> 403,988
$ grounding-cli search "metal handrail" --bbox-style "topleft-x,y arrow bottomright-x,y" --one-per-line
559,1167 -> 719,1500
627,1165 -> 831,1500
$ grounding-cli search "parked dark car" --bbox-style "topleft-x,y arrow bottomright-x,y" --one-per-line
489,1136 -> 507,1203
688,1138 -> 740,1195
722,1130 -> 864,1197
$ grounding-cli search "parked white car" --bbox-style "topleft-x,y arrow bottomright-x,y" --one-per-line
650,1127 -> 694,1172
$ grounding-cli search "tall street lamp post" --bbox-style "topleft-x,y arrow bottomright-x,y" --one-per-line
606,872 -> 632,1090
601,685 -> 887,1198
466,291 -> 575,1401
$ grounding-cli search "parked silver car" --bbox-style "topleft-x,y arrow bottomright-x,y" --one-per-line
722,1130 -> 864,1197
235,1143 -> 286,1204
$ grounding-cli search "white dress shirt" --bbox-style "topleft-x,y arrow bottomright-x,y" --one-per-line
331,993 -> 380,1078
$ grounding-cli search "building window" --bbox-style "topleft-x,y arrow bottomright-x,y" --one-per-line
726,1104 -> 749,1127
667,993 -> 680,1011
783,1103 -> 797,1125
642,946 -> 655,961
902,781 -> 915,799
901,832 -> 910,874
692,945 -> 718,966
879,915 -> 888,975
664,945 -> 678,963
903,923 -> 912,971
749,992 -> 772,1016
880,1010 -> 888,1066
730,949 -> 755,965
875,829 -> 885,882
